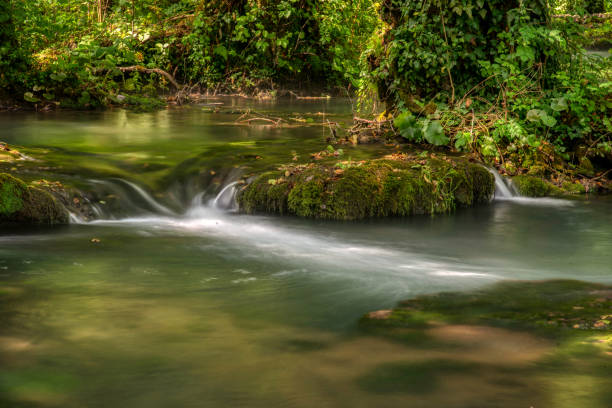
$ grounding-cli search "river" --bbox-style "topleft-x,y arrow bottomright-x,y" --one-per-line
1,99 -> 611,407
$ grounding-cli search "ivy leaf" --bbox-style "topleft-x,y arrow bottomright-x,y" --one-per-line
394,112 -> 422,142
516,45 -> 535,63
49,72 -> 67,82
213,45 -> 228,61
550,97 -> 568,112
454,132 -> 471,152
526,109 -> 544,123
24,92 -> 40,103
541,113 -> 557,127
526,109 -> 556,127
423,120 -> 449,146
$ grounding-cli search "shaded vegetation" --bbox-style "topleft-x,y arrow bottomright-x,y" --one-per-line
0,0 -> 379,110
362,0 -> 611,189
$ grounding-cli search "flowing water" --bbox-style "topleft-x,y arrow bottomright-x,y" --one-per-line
1,99 -> 611,408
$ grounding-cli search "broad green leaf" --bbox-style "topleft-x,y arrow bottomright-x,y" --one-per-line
526,109 -> 544,123
540,113 -> 557,127
516,46 -> 535,63
550,98 -> 568,112
24,92 -> 40,103
423,120 -> 449,146
213,45 -> 228,61
394,112 -> 422,142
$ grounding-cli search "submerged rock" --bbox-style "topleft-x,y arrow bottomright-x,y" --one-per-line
0,173 -> 69,225
237,156 -> 494,220
360,280 -> 612,336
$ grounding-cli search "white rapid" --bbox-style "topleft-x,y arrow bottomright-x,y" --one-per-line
71,177 -> 574,298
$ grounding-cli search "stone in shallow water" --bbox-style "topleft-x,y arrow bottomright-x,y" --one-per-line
237,156 -> 495,220
0,173 -> 68,225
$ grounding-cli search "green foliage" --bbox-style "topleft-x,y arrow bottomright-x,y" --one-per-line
2,0 -> 380,107
552,0 -> 611,13
182,0 -> 379,89
370,0 -> 550,106
367,0 -> 611,171
394,112 -> 448,146
0,2 -> 30,92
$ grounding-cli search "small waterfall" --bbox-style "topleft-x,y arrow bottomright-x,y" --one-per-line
486,168 -> 573,207
69,177 -> 240,224
212,181 -> 238,210
110,179 -> 176,216
487,168 -> 519,199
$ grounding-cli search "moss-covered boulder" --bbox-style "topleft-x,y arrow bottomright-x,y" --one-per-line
512,175 -> 560,197
512,175 -> 588,197
0,173 -> 69,225
237,156 -> 494,220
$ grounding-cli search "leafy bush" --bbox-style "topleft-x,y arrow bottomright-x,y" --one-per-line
366,0 -> 611,170
182,0 -> 379,90
0,2 -> 29,92
2,0 -> 381,107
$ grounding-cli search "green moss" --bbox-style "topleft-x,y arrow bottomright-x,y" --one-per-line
382,168 -> 425,216
237,157 -> 495,220
513,175 -> 587,197
323,163 -> 391,220
238,171 -> 292,215
0,173 -> 26,214
287,168 -> 328,217
512,175 -> 560,197
577,157 -> 595,177
562,181 -> 587,195
0,173 -> 69,225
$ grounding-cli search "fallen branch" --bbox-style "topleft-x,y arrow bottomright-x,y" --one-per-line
118,65 -> 181,89
238,117 -> 280,125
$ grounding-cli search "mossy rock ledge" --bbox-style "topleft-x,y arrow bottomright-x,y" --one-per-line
512,175 -> 586,197
0,173 -> 69,225
237,156 -> 494,220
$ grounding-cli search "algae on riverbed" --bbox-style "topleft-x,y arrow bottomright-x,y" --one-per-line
361,280 -> 612,337
359,280 -> 612,407
237,155 -> 495,220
